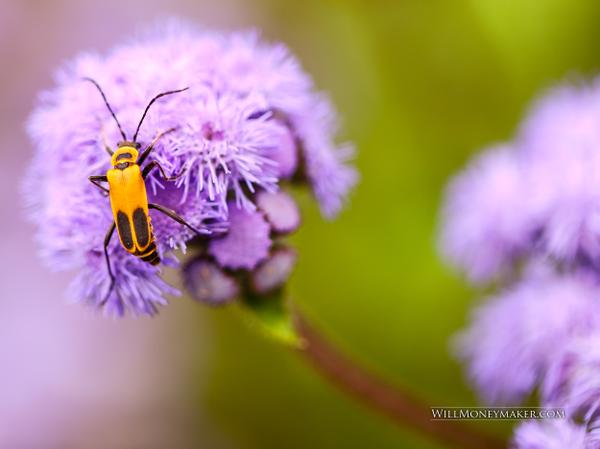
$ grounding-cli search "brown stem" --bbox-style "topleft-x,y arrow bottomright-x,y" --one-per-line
294,313 -> 506,449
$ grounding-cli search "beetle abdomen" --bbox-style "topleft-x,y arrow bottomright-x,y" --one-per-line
135,240 -> 160,265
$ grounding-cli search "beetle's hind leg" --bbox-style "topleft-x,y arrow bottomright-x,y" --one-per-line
100,222 -> 117,306
148,203 -> 205,235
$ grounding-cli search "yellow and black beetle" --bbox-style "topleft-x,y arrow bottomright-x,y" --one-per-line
85,78 -> 202,304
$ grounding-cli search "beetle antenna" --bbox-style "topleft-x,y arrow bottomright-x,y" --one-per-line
133,87 -> 189,143
83,77 -> 127,141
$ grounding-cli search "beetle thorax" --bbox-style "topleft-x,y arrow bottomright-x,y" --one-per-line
111,144 -> 140,169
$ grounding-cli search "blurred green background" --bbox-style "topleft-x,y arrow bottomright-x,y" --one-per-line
4,0 -> 600,448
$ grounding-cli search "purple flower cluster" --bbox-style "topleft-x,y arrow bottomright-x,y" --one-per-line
440,79 -> 600,447
25,23 -> 356,316
512,420 -> 587,449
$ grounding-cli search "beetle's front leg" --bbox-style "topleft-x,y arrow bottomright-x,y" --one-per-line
89,175 -> 109,196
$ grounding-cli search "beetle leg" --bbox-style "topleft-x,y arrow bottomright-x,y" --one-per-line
142,160 -> 185,181
148,203 -> 205,235
100,222 -> 117,306
89,175 -> 109,195
137,127 -> 177,166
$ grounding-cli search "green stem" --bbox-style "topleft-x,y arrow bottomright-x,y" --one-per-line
294,313 -> 506,449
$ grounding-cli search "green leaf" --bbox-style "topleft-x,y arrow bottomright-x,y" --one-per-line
237,289 -> 305,348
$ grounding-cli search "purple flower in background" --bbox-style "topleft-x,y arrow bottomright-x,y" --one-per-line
440,145 -> 533,283
519,81 -> 600,263
442,79 -> 600,281
512,420 -> 587,449
456,266 -> 600,405
440,76 -> 600,446
542,333 -> 600,421
25,22 -> 356,316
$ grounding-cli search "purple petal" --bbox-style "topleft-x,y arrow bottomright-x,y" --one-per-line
208,205 -> 271,270
251,246 -> 297,294
291,97 -> 358,218
256,190 -> 300,234
183,258 -> 239,305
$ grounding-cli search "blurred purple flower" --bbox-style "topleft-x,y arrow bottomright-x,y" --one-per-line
440,145 -> 534,283
441,77 -> 600,446
25,22 -> 356,316
441,79 -> 600,282
543,333 -> 600,421
518,81 -> 600,263
512,420 -> 587,449
456,267 -> 600,405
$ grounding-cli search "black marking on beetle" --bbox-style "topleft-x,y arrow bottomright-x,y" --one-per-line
116,211 -> 134,250
141,251 -> 158,262
115,162 -> 130,170
134,241 -> 156,257
139,245 -> 160,265
133,207 -> 150,248
116,152 -> 132,161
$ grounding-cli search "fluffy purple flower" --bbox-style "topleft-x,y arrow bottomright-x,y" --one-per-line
455,266 -> 600,405
519,81 -> 600,161
512,420 -> 587,449
542,333 -> 600,421
442,78 -> 600,285
294,98 -> 358,217
440,145 -> 534,283
25,23 -> 356,316
517,81 -> 600,263
441,77 -> 600,447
